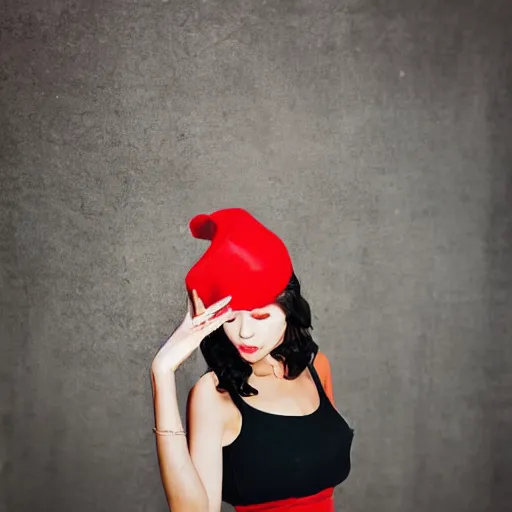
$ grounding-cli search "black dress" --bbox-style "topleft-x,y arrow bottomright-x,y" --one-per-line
221,357 -> 355,508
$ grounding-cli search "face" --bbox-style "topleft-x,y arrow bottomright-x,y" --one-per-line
222,303 -> 287,362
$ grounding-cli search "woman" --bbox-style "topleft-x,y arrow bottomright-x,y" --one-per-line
151,208 -> 354,512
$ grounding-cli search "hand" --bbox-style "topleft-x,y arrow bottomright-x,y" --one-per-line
151,290 -> 235,375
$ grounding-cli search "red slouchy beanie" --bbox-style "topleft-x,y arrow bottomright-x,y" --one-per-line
185,208 -> 293,311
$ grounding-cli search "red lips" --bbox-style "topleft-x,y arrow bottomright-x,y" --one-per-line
238,345 -> 259,354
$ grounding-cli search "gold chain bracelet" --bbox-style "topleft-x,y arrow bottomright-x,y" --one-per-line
153,427 -> 187,436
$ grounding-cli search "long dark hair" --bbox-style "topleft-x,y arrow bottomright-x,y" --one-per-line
200,272 -> 319,397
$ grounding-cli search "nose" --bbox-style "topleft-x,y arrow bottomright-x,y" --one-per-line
238,313 -> 255,340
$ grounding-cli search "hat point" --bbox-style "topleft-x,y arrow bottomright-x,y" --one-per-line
189,213 -> 216,240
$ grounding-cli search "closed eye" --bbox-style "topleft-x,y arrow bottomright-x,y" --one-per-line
251,312 -> 270,320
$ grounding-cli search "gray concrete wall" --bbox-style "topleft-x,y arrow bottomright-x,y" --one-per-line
1,1 -> 511,511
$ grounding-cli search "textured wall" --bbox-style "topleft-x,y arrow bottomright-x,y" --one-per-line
1,1 -> 511,511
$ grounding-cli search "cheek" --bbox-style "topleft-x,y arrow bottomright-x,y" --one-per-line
261,319 -> 287,340
222,322 -> 237,341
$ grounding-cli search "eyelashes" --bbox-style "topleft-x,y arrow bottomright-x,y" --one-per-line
252,313 -> 270,320
225,313 -> 270,323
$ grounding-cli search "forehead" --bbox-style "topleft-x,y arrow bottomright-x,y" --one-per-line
234,303 -> 279,313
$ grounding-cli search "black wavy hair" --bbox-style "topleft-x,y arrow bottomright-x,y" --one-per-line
199,271 -> 319,397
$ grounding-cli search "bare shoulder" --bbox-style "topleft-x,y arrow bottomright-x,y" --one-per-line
187,371 -> 232,418
313,351 -> 332,378
189,371 -> 221,403
314,350 -> 331,366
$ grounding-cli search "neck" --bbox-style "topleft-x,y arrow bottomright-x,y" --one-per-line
249,333 -> 287,379
250,357 -> 285,379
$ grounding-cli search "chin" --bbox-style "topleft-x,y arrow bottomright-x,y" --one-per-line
236,348 -> 269,362
238,351 -> 262,362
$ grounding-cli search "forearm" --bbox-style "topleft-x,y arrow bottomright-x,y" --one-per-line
151,368 -> 208,512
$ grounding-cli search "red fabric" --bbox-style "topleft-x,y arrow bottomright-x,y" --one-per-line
234,487 -> 335,512
185,208 -> 293,311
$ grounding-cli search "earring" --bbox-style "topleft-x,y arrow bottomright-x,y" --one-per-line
272,361 -> 285,379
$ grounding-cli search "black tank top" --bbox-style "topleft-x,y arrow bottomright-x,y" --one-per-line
222,357 -> 355,506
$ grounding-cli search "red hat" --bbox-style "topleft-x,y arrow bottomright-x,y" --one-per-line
185,208 -> 293,311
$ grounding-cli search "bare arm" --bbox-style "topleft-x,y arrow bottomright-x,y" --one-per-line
186,372 -> 226,512
150,292 -> 234,512
151,367 -> 208,512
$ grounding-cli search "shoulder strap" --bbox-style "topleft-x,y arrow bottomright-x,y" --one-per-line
224,382 -> 249,414
307,359 -> 327,403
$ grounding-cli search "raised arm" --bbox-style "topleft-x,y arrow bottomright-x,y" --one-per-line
186,372 -> 227,512
151,368 -> 208,511
151,292 -> 234,511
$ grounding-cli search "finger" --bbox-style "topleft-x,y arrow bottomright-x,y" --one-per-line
192,289 -> 206,316
196,295 -> 206,313
203,296 -> 232,317
186,295 -> 194,317
191,309 -> 218,327
192,309 -> 235,333
192,307 -> 233,329
191,296 -> 232,326
202,314 -> 233,335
